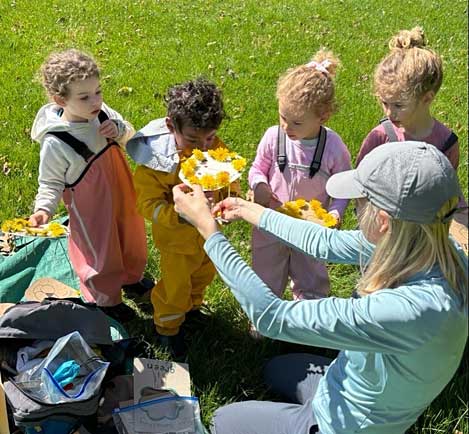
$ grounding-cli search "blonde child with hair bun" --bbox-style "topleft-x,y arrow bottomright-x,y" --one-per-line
356,26 -> 460,168
248,49 -> 352,302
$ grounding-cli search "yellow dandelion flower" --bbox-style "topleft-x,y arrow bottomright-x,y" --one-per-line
315,208 -> 327,220
181,166 -> 194,178
232,158 -> 247,172
188,176 -> 200,185
309,199 -> 322,210
295,199 -> 307,208
322,214 -> 337,227
192,149 -> 205,161
200,174 -> 217,190
282,201 -> 302,218
1,218 -> 31,233
181,160 -> 191,171
315,208 -> 327,219
208,147 -> 230,162
284,201 -> 299,211
181,159 -> 198,178
47,222 -> 66,237
216,171 -> 231,187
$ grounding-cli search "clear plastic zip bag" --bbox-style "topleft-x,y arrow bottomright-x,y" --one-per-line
113,394 -> 208,434
14,331 -> 109,404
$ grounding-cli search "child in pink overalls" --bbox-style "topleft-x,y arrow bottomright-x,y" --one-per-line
249,50 -> 351,301
28,49 -> 149,321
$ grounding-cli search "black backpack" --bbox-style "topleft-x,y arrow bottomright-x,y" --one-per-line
0,299 -> 113,433
0,298 -> 149,434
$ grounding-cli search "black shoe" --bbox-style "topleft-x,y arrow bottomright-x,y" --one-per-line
185,309 -> 210,324
123,277 -> 154,297
155,330 -> 187,360
101,303 -> 136,323
185,304 -> 212,324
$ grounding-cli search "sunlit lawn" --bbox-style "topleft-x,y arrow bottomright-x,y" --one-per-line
0,1 -> 467,432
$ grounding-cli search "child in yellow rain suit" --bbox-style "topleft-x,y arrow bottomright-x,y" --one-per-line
127,78 -> 238,358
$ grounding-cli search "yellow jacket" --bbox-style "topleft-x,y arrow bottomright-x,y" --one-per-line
134,137 -> 240,255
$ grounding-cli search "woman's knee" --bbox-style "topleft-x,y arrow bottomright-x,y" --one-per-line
210,404 -> 241,434
263,353 -> 332,404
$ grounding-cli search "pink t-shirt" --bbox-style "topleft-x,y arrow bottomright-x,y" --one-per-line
357,119 -> 459,169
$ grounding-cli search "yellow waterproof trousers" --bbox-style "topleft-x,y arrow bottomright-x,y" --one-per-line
152,250 -> 216,336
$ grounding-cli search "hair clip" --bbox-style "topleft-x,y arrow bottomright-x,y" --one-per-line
305,60 -> 331,74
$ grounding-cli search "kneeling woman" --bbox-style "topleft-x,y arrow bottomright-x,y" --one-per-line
173,141 -> 467,434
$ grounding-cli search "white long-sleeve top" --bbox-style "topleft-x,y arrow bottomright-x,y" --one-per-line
31,102 -> 134,214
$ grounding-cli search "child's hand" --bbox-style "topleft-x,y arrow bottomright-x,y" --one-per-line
98,120 -> 119,139
204,191 -> 215,208
29,210 -> 51,227
329,210 -> 341,228
253,183 -> 273,207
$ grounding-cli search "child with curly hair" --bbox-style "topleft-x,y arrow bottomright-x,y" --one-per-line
128,77 -> 236,358
29,49 -> 150,321
248,50 -> 352,302
356,27 -> 460,167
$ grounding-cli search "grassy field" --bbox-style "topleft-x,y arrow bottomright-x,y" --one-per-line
0,1 -> 467,433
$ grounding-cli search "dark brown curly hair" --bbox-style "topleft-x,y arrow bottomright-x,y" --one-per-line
165,77 -> 225,131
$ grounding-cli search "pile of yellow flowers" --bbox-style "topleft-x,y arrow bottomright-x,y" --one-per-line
1,218 -> 67,237
180,148 -> 247,190
278,199 -> 337,227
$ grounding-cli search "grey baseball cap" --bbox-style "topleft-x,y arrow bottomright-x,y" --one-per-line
326,141 -> 461,224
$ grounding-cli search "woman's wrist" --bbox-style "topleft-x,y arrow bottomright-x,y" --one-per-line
241,201 -> 265,227
198,218 -> 219,240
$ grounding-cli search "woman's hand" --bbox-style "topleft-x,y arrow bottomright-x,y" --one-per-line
212,197 -> 266,227
172,184 -> 219,239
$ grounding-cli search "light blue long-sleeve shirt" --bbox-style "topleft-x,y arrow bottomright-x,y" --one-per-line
204,209 -> 468,434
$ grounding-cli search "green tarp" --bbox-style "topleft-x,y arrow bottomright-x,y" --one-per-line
0,223 -> 128,340
0,235 -> 79,303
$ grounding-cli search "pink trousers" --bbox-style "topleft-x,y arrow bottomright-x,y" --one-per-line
251,228 -> 330,300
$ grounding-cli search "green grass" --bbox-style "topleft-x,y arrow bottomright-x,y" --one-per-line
0,1 -> 467,433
